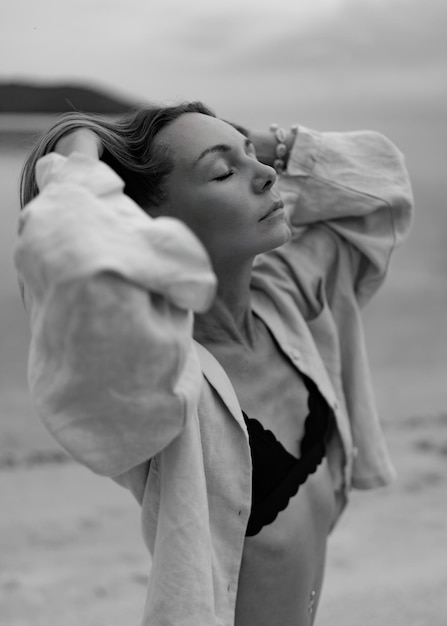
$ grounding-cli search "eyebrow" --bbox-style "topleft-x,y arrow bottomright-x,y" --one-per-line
194,138 -> 254,167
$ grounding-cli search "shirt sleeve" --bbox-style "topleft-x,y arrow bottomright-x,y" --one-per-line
252,128 -> 413,490
14,152 -> 217,477
265,126 -> 414,313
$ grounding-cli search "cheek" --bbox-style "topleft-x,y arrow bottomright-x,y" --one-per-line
181,192 -> 247,236
164,180 -> 253,256
189,207 -> 250,261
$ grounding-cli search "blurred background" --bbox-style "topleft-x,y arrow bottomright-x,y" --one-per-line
1,0 -> 446,624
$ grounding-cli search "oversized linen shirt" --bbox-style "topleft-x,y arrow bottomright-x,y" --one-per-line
15,126 -> 413,626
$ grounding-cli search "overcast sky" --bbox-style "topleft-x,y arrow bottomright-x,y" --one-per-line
1,0 -> 445,127
1,0 -> 345,95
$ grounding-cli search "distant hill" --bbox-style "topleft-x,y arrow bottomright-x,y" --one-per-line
0,82 -> 138,114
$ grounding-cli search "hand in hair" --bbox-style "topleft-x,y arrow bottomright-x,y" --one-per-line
55,128 -> 104,159
20,102 -> 214,210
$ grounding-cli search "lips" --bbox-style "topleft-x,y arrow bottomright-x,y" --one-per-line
260,199 -> 284,221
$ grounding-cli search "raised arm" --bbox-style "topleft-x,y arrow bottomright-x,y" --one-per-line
250,126 -> 413,489
252,124 -> 414,307
15,134 -> 216,477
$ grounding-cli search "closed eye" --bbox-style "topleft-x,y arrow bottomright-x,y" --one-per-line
213,169 -> 235,181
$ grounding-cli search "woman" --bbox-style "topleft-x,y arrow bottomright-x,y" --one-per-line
15,102 -> 413,625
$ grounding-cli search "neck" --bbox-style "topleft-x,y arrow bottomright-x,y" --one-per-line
193,258 -> 256,348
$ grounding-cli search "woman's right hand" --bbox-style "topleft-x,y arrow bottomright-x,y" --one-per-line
55,128 -> 103,160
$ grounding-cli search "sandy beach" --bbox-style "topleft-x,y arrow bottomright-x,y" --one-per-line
1,413 -> 446,625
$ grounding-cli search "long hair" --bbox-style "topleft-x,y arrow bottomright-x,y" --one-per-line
20,101 -> 215,213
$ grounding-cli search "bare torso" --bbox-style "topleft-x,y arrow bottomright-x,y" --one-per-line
199,313 -> 336,626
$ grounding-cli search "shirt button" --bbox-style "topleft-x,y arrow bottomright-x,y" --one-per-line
238,510 -> 242,516
227,584 -> 231,592
290,349 -> 301,362
352,446 -> 359,459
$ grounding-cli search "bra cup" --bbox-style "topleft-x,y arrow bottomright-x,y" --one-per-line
243,377 -> 333,537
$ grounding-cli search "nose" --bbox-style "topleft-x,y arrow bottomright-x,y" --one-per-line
252,162 -> 277,194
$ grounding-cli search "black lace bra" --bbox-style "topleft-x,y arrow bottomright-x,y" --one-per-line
243,376 -> 334,537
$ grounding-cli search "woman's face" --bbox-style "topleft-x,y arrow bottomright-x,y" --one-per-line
156,113 -> 291,268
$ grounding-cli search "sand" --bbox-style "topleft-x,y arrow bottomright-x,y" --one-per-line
1,413 -> 446,625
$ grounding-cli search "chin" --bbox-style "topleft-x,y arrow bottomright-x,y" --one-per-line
266,221 -> 292,252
